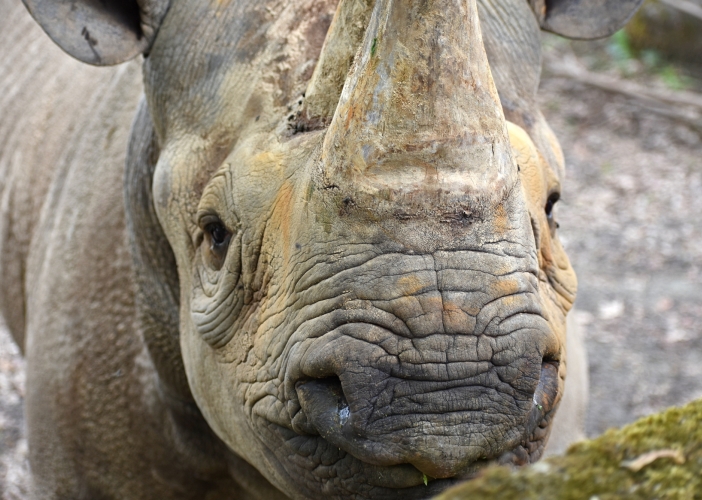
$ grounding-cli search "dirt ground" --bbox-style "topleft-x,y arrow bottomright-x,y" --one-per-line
2,33 -> 702,498
0,324 -> 26,498
540,33 -> 702,436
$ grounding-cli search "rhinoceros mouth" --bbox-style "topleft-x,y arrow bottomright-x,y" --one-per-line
264,409 -> 557,498
267,424 -> 470,498
257,359 -> 560,498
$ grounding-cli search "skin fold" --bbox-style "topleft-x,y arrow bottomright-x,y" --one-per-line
0,0 -> 636,497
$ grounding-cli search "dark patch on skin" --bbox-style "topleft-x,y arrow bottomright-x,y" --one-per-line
232,6 -> 272,64
242,94 -> 264,129
206,54 -> 227,78
339,196 -> 356,216
304,8 -> 335,63
289,113 -> 331,135
81,26 -> 101,61
81,27 -> 98,47
439,207 -> 478,225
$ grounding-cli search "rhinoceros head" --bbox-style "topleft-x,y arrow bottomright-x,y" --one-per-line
24,0 -> 641,497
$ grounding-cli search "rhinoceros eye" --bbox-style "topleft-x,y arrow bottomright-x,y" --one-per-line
545,192 -> 559,221
208,221 -> 230,247
201,216 -> 231,269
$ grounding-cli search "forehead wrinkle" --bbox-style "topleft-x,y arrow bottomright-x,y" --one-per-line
146,0 -> 337,145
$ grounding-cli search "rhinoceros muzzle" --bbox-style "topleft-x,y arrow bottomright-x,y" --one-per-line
290,359 -> 559,485
283,291 -> 559,482
266,243 -> 560,489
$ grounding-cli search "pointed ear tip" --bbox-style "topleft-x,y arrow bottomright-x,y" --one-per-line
540,0 -> 645,40
22,0 -> 163,65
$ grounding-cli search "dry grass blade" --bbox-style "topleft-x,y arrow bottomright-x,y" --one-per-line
620,449 -> 686,472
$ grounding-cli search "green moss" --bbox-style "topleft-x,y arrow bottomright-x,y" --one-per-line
435,399 -> 702,500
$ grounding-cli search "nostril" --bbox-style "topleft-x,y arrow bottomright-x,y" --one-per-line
295,376 -> 351,435
533,360 -> 560,415
297,376 -> 347,408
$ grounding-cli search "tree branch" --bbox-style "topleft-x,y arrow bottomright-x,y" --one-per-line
659,0 -> 702,22
546,56 -> 702,111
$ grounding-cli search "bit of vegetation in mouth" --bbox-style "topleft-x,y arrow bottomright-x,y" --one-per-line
434,398 -> 702,499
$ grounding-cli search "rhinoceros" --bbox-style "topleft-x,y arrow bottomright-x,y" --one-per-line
0,0 -> 641,498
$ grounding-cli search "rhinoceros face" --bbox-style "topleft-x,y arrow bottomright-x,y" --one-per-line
136,0 -> 572,495
138,0 -> 577,497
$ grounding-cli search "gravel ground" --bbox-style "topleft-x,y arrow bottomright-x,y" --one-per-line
0,324 -> 27,499
540,35 -> 702,436
2,36 -> 702,497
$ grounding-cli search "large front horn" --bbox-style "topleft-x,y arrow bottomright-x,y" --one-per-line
322,0 -> 515,202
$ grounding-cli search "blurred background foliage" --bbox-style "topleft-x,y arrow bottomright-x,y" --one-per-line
626,0 -> 702,74
543,0 -> 702,94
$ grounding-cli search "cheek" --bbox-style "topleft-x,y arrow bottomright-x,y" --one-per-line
541,118 -> 566,181
180,312 -> 258,459
508,125 -> 547,219
190,233 -> 244,348
522,174 -> 546,222
508,124 -> 576,316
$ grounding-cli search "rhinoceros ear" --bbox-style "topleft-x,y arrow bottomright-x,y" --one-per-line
529,0 -> 644,39
21,0 -> 169,65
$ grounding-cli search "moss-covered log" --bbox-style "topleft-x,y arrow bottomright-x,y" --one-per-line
436,399 -> 702,499
626,0 -> 702,67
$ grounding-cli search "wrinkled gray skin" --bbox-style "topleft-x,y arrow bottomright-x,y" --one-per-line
0,0 -> 632,498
